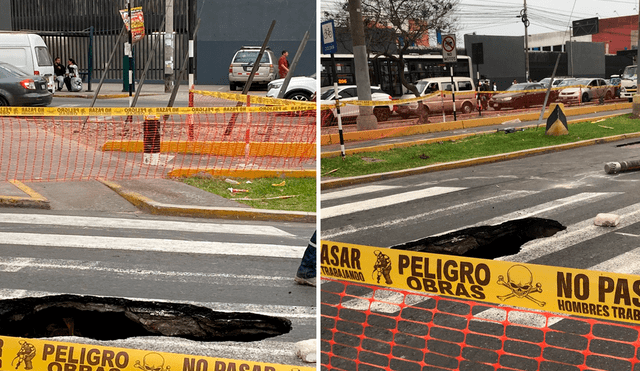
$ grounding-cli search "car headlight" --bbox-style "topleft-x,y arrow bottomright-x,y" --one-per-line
504,97 -> 512,101
269,82 -> 283,90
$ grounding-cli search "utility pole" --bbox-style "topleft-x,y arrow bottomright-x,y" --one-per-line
127,0 -> 133,107
164,0 -> 174,92
348,0 -> 377,130
519,0 -> 530,82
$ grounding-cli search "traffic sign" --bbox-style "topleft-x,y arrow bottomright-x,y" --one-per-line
442,34 -> 457,63
321,20 -> 338,54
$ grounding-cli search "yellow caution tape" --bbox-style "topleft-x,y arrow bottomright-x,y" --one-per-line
0,335 -> 314,371
0,106 -> 315,117
321,240 -> 640,325
192,90 -> 316,109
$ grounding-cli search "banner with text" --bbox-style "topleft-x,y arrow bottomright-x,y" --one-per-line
321,240 -> 640,324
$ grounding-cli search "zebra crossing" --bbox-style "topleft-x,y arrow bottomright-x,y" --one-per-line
0,212 -> 315,365
321,178 -> 640,326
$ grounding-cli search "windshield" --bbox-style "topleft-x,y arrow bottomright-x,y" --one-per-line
0,63 -> 28,77
623,66 -> 637,79
233,51 -> 270,64
321,89 -> 334,100
416,81 -> 429,93
557,79 -> 578,86
506,83 -> 528,91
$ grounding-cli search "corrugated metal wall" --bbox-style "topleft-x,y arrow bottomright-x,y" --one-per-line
11,0 -> 192,82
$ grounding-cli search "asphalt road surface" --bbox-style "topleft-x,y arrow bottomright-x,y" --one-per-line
0,208 -> 316,367
321,137 -> 640,371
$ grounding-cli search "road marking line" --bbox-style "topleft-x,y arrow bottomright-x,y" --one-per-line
0,213 -> 293,236
321,186 -> 466,219
500,201 -> 640,263
0,256 -> 292,286
321,190 -> 537,239
616,232 -> 640,238
0,232 -> 304,258
322,185 -> 400,201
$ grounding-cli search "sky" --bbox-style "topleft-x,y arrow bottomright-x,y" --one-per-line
454,0 -> 638,38
320,0 -> 639,41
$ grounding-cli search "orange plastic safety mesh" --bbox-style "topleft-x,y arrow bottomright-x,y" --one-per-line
322,278 -> 640,371
0,107 -> 315,182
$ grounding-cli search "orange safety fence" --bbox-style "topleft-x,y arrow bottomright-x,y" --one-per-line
0,103 -> 316,182
322,278 -> 640,371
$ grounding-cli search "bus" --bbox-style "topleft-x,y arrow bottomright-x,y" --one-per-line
321,53 -> 473,97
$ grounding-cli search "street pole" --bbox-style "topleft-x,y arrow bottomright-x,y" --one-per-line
523,0 -> 530,82
348,0 -> 377,130
127,0 -> 133,107
164,0 -> 174,92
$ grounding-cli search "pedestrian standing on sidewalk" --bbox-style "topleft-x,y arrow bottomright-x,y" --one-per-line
278,50 -> 289,79
295,230 -> 316,286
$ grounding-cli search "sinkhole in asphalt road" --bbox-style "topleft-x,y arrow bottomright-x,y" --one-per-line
0,294 -> 291,342
389,217 -> 566,259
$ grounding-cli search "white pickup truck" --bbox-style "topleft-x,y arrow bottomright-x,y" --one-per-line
619,65 -> 637,102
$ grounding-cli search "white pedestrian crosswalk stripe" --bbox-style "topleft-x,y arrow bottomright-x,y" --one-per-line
322,186 -> 466,219
322,185 -> 401,201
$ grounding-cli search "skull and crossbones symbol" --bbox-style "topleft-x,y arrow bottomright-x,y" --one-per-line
497,265 -> 546,307
134,353 -> 170,371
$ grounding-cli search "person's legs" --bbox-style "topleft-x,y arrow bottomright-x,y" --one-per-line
295,230 -> 316,286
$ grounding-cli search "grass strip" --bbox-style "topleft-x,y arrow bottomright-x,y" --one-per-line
321,114 -> 640,178
179,176 -> 316,212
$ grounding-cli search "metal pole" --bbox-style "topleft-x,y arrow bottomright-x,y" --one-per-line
127,0 -> 133,107
277,30 -> 310,99
524,0 -> 529,81
87,26 -> 93,92
331,54 -> 345,159
164,0 -> 174,92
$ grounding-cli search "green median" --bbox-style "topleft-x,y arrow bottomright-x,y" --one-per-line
321,114 -> 640,178
179,176 -> 316,212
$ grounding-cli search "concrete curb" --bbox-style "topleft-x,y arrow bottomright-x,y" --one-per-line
321,131 -> 640,190
99,179 -> 316,223
0,180 -> 51,209
55,93 -> 162,99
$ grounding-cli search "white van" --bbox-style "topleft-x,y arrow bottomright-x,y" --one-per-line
0,33 -> 55,92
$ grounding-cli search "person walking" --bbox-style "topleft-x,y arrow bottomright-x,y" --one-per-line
295,230 -> 316,286
278,50 -> 289,79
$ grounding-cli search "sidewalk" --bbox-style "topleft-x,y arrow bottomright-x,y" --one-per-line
0,83 -> 315,223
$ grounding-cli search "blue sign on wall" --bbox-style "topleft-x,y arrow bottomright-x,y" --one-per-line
321,20 -> 338,54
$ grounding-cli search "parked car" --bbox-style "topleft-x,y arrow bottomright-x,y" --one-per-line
228,46 -> 277,91
538,76 -> 571,89
488,83 -> 558,111
0,62 -> 52,106
320,85 -> 393,126
557,77 -> 615,104
266,73 -> 316,101
395,76 -> 477,118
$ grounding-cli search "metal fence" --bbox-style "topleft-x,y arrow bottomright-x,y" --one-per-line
10,0 -> 193,83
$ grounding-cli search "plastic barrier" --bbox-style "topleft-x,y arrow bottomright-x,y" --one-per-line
321,240 -> 640,371
0,101 -> 315,182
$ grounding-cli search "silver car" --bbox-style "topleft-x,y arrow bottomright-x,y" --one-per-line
228,46 -> 277,91
0,62 -> 52,106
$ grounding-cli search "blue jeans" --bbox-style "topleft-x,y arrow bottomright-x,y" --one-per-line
296,231 -> 316,279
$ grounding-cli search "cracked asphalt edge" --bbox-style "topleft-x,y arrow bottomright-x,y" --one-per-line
99,179 -> 316,223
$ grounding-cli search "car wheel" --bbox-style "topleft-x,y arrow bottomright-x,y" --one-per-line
229,82 -> 236,91
0,96 -> 8,106
373,107 -> 390,122
582,93 -> 590,103
461,102 -> 473,114
493,105 -> 501,111
285,91 -> 311,101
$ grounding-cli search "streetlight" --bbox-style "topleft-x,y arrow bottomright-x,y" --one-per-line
517,2 -> 530,81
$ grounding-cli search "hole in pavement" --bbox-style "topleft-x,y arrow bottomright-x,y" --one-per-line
0,294 -> 291,342
389,217 -> 566,259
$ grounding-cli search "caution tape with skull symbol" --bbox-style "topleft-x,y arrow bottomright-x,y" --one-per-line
321,240 -> 640,325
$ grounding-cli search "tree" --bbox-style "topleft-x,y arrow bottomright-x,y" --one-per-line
324,0 -> 459,98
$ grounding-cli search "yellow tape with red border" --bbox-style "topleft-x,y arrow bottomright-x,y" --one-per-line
321,240 -> 640,325
0,335 -> 314,371
192,90 -> 316,109
0,106 -> 314,117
